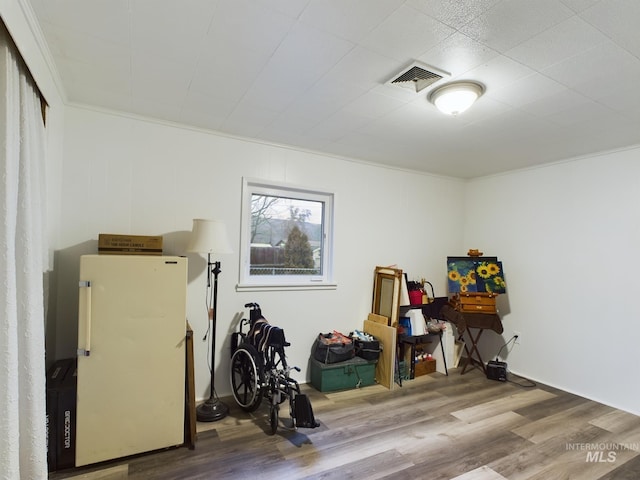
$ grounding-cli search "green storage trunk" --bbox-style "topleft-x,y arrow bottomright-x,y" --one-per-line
309,356 -> 377,392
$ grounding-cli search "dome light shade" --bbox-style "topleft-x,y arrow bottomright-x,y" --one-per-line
429,81 -> 484,115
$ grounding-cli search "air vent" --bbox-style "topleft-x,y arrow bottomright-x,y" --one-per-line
387,62 -> 449,93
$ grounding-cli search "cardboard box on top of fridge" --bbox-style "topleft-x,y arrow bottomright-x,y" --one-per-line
98,234 -> 163,255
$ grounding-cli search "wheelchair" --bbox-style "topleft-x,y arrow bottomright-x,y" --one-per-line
229,303 -> 319,435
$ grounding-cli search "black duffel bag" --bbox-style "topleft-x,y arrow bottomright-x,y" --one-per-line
354,338 -> 380,361
312,331 -> 355,364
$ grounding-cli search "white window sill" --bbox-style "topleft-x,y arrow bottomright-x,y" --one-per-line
235,283 -> 337,292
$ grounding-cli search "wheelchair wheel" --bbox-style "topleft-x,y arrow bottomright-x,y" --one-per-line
230,343 -> 263,412
269,403 -> 279,435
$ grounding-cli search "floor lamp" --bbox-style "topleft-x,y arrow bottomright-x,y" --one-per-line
187,218 -> 233,422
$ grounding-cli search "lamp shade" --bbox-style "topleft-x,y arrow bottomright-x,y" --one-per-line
429,81 -> 484,115
187,219 -> 233,254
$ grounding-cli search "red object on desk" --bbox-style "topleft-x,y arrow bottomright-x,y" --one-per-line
408,290 -> 423,305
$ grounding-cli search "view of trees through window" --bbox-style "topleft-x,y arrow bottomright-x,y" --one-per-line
250,194 -> 323,276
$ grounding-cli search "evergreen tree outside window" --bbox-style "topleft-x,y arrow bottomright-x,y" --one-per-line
238,178 -> 335,291
284,225 -> 314,271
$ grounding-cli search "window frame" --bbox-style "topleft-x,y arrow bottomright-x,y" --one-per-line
237,177 -> 336,291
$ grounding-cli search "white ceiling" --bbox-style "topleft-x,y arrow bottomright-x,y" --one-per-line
26,0 -> 640,178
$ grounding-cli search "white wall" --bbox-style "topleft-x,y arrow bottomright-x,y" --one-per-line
55,105 -> 466,400
464,148 -> 640,415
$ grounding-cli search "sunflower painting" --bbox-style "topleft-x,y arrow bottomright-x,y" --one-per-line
475,260 -> 506,293
447,259 -> 477,293
447,257 -> 506,294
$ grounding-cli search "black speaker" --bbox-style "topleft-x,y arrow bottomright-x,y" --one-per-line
486,360 -> 507,381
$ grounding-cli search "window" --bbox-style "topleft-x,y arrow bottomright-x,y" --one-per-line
238,178 -> 335,291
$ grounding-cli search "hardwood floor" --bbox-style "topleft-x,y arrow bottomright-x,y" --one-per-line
50,366 -> 640,480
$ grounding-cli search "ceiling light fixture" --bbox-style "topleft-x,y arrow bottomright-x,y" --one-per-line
429,81 -> 484,115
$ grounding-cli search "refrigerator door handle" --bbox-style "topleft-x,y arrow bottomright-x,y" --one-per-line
78,280 -> 92,357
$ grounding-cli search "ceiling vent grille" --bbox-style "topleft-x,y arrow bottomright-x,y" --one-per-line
387,62 -> 449,93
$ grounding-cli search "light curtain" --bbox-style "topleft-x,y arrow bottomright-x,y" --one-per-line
0,24 -> 48,479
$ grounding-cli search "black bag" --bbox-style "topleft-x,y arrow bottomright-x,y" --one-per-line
312,332 -> 355,364
293,394 -> 320,429
354,338 -> 380,361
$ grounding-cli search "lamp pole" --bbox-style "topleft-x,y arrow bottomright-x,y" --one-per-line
195,254 -> 228,422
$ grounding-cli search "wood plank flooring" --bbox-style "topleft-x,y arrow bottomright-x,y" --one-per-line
50,366 -> 640,480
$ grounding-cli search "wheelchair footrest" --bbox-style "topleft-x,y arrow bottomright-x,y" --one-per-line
293,394 -> 320,429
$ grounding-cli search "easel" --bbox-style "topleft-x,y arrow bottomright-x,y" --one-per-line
440,305 -> 504,375
458,327 -> 487,375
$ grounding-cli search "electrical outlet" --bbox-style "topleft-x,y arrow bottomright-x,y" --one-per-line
514,331 -> 521,344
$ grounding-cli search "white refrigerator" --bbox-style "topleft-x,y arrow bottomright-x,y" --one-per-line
76,254 -> 187,467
